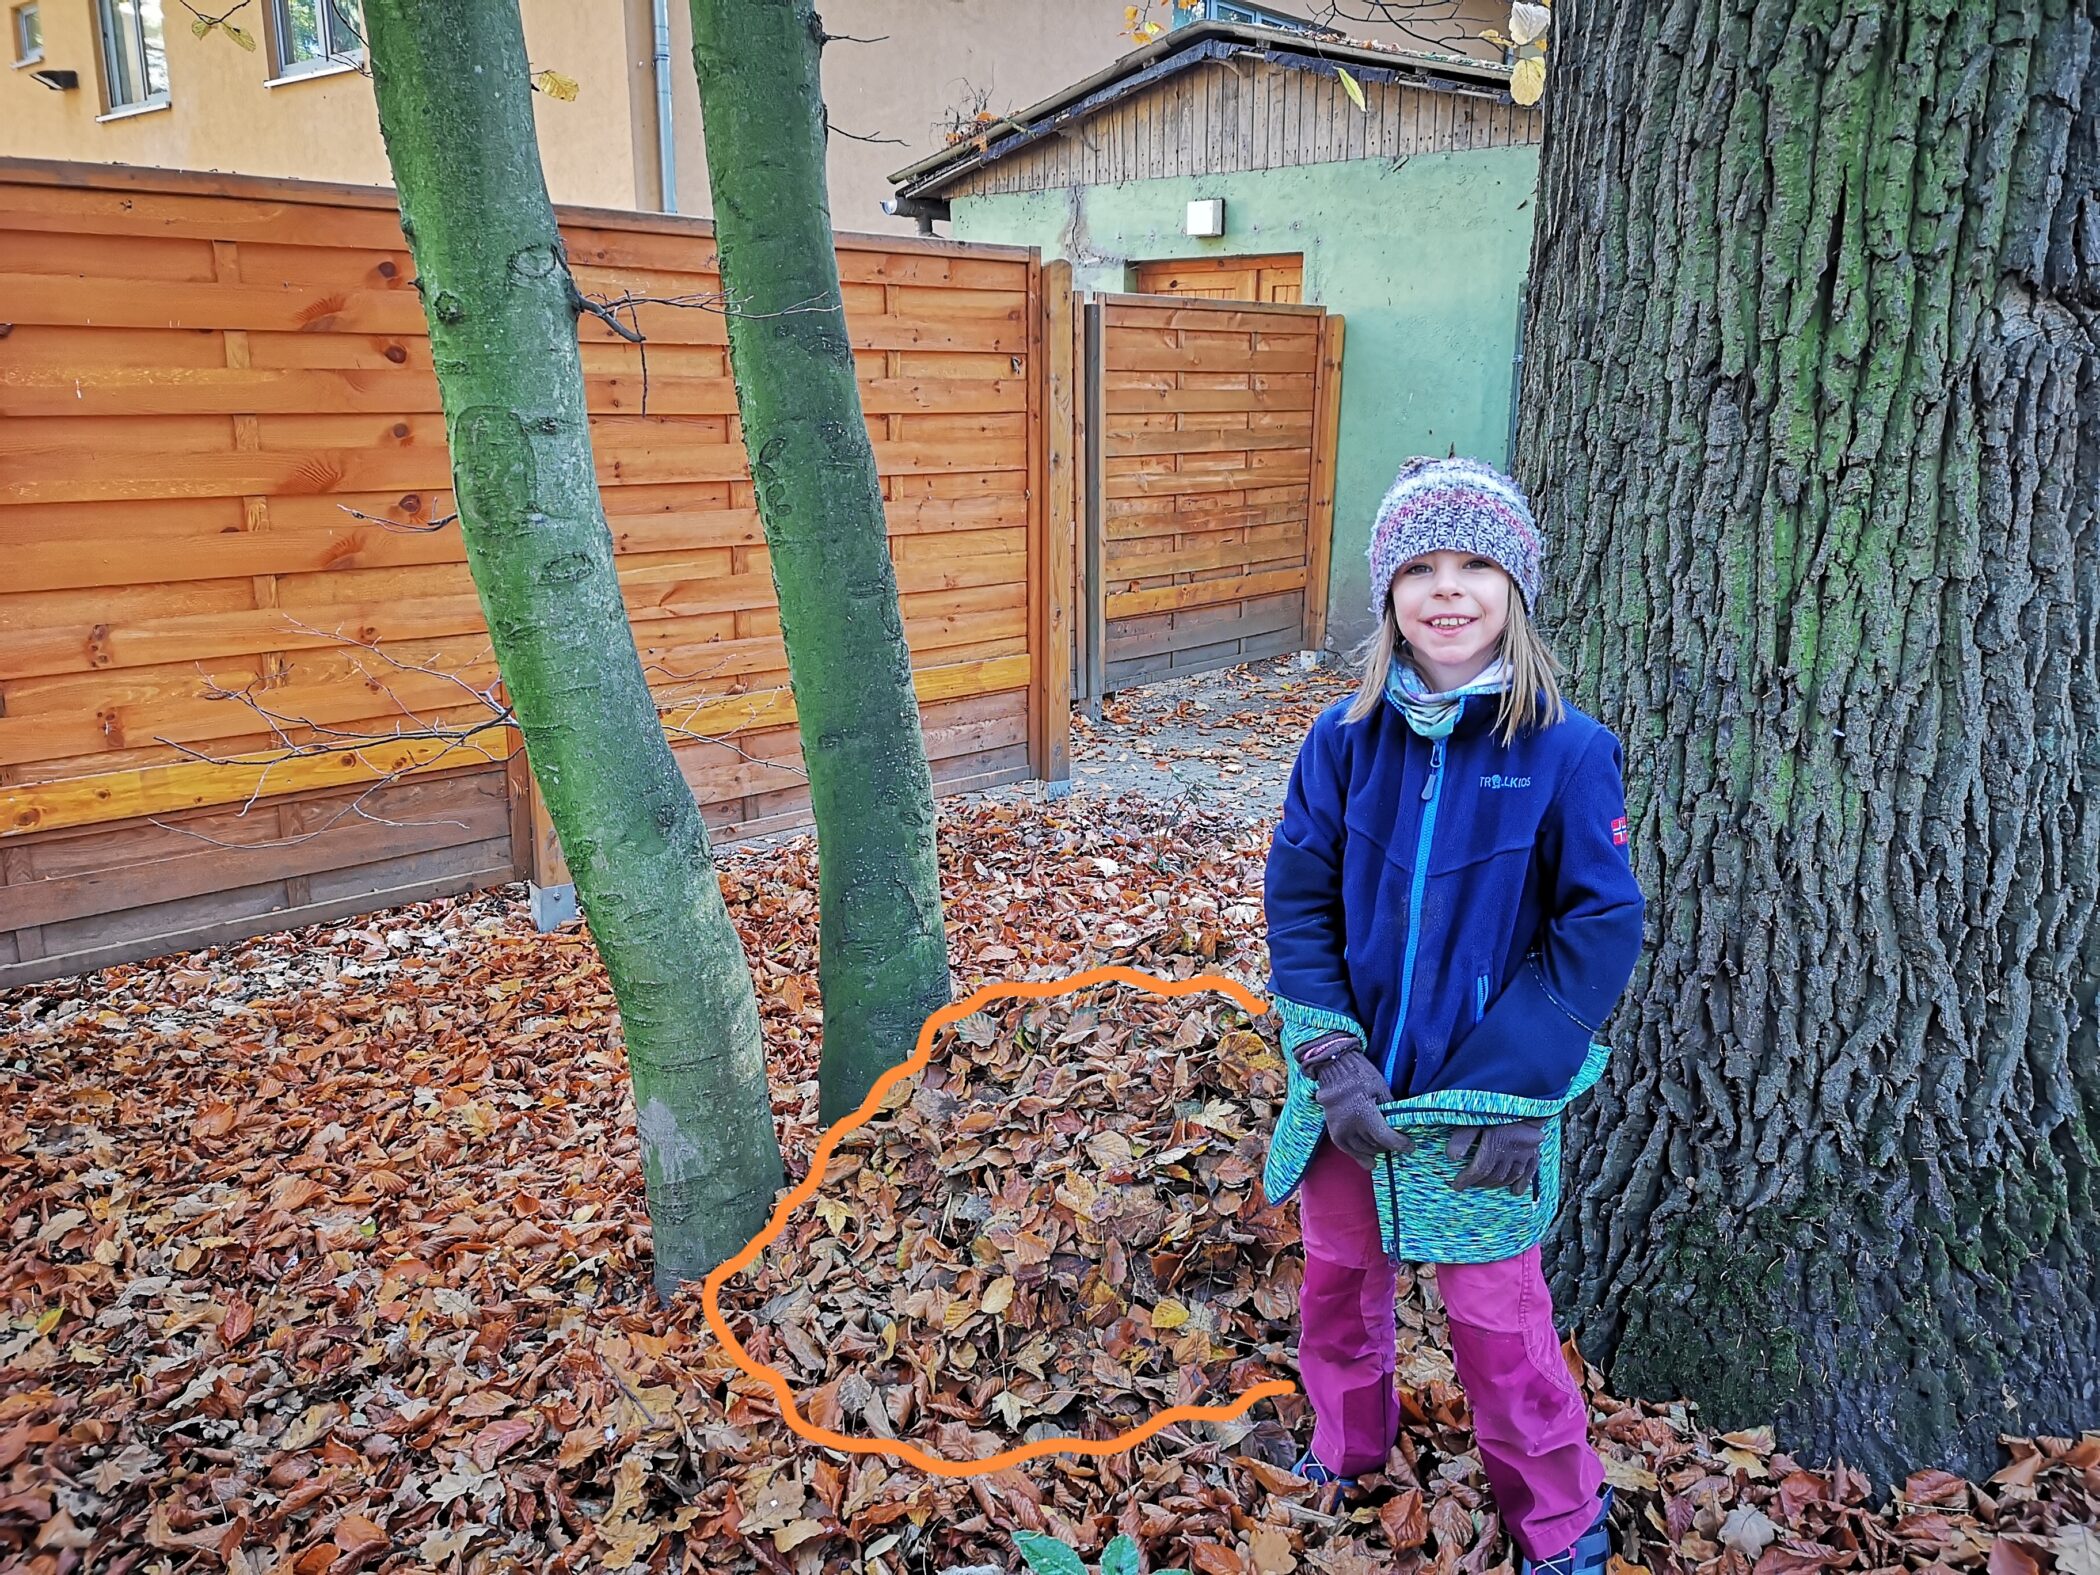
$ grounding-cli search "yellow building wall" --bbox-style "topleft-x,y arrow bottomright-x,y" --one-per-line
0,0 -> 646,209
2,0 -> 1510,228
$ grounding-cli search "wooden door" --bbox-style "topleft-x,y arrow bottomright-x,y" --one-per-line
1133,253 -> 1304,304
1077,291 -> 1344,700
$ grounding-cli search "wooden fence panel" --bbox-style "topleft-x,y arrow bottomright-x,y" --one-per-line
0,160 -> 1048,986
1080,292 -> 1340,694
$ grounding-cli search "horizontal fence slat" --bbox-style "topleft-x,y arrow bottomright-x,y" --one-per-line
1105,566 -> 1308,621
0,654 -> 1029,836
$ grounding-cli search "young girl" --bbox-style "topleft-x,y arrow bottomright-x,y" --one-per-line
1262,457 -> 1644,1575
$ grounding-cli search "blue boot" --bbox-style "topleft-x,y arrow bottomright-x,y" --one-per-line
1290,1448 -> 1358,1493
1518,1484 -> 1615,1575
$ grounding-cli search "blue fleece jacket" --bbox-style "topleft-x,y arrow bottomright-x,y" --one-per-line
1264,685 -> 1645,1101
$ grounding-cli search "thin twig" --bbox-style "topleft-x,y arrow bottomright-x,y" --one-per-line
828,123 -> 907,147
147,787 -> 474,852
1308,0 -> 1481,53
337,502 -> 459,534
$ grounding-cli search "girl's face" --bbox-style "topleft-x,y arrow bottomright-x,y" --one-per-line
1388,549 -> 1512,689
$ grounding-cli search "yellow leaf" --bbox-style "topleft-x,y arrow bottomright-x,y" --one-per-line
1510,54 -> 1547,106
1718,1445 -> 1770,1478
1337,67 -> 1366,112
532,69 -> 580,102
773,1518 -> 828,1553
190,16 -> 211,37
815,1198 -> 851,1234
224,22 -> 258,51
1150,1298 -> 1190,1331
34,1307 -> 61,1337
1509,2 -> 1551,45
981,1276 -> 1016,1317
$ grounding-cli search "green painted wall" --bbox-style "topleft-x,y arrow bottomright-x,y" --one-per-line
948,149 -> 1540,650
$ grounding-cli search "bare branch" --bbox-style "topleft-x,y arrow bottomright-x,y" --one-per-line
277,617 -> 507,720
828,122 -> 907,147
659,719 -> 811,781
818,31 -> 889,45
148,784 -> 475,852
336,502 -> 459,534
1306,0 -> 1488,55
570,281 -> 647,343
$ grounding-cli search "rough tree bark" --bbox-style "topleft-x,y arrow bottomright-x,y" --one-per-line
362,0 -> 784,1295
687,0 -> 953,1125
1523,0 -> 2100,1482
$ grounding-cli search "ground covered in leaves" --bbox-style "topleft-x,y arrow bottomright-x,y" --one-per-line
7,732 -> 2100,1574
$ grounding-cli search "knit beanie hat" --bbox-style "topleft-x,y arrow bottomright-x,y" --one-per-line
1366,456 -> 1543,622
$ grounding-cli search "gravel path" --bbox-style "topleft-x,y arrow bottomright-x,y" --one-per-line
970,655 -> 1358,825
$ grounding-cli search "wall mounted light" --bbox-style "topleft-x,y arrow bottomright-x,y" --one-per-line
1185,198 -> 1225,237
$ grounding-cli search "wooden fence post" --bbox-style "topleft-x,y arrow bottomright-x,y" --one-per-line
512,750 -> 576,931
1081,297 -> 1107,722
1305,312 -> 1346,655
1037,259 -> 1078,789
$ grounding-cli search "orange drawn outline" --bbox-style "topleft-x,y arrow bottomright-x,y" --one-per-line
700,964 -> 1298,1478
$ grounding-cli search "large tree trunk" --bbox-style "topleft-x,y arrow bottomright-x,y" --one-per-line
362,0 -> 784,1296
687,0 -> 953,1125
1523,0 -> 2100,1482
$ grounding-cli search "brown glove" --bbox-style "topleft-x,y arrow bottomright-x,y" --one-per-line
1445,1119 -> 1546,1193
1310,1051 -> 1415,1170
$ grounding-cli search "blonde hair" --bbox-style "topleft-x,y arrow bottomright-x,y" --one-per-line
1343,577 -> 1567,745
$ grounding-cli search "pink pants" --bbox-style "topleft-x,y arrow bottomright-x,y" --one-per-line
1296,1137 -> 1605,1560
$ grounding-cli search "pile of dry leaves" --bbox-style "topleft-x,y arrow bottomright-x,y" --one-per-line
5,792 -> 2097,1575
717,984 -> 1297,1463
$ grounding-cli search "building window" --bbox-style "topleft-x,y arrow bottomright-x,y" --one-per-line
271,0 -> 362,77
11,3 -> 41,66
97,0 -> 168,109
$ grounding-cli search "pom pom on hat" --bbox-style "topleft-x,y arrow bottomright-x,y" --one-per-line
1366,456 -> 1542,621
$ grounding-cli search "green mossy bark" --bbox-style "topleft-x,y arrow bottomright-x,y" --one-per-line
362,0 -> 784,1297
687,0 -> 952,1125
1525,0 -> 2100,1482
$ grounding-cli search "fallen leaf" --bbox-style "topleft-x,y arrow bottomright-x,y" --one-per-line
773,1517 -> 828,1553
1720,1504 -> 1779,1560
1248,1524 -> 1296,1574
1381,1486 -> 1428,1550
333,1514 -> 387,1559
2056,1524 -> 2100,1575
466,1413 -> 534,1471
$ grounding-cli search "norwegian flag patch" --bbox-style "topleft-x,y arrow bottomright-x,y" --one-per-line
1611,816 -> 1630,847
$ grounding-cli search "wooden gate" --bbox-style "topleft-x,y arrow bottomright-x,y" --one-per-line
1073,292 -> 1342,704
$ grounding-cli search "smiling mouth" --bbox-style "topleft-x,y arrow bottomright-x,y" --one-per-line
1423,617 -> 1475,633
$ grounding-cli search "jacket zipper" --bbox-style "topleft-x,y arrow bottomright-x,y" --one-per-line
1381,707 -> 1456,1087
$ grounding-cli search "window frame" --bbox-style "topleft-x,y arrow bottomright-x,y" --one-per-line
267,0 -> 364,83
95,0 -> 169,112
10,3 -> 41,67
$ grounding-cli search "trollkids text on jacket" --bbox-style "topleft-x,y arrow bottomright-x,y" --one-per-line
1264,692 -> 1646,1101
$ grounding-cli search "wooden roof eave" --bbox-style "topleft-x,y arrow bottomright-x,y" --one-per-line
889,23 -> 1515,204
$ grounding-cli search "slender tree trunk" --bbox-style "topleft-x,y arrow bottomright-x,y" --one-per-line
687,0 -> 953,1125
362,0 -> 784,1296
1524,0 -> 2100,1484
